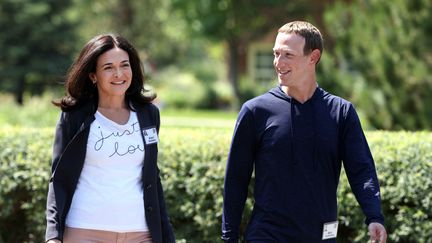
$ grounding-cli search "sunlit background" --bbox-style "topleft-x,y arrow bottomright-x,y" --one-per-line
1,0 -> 430,130
0,0 -> 431,242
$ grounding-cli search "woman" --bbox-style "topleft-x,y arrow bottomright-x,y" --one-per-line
45,34 -> 175,243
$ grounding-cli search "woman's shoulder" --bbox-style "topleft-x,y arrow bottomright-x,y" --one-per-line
133,102 -> 159,114
132,102 -> 160,127
59,102 -> 96,123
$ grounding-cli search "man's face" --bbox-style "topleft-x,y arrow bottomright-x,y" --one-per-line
273,32 -> 311,88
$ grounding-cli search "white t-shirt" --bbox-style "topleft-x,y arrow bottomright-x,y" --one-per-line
66,110 -> 148,232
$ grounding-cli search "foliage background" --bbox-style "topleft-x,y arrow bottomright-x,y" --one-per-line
319,0 -> 432,130
1,0 -> 432,242
0,0 -> 430,129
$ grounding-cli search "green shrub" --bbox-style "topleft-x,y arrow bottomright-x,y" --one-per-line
210,81 -> 235,109
151,66 -> 236,110
0,128 -> 52,243
159,128 -> 231,241
0,94 -> 58,128
337,131 -> 432,242
0,128 -> 431,242
151,67 -> 213,109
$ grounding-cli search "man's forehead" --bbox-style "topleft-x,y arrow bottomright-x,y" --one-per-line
273,33 -> 305,50
275,32 -> 305,43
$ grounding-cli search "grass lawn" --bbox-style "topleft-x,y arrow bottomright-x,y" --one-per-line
161,108 -> 236,129
0,94 -> 238,129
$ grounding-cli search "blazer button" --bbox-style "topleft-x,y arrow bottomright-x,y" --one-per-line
147,206 -> 153,212
146,184 -> 152,189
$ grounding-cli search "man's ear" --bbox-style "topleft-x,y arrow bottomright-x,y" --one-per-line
310,49 -> 321,65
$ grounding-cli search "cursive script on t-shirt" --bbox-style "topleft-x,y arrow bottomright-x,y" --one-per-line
93,122 -> 144,157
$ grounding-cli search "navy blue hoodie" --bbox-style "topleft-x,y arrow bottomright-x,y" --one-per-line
222,86 -> 384,242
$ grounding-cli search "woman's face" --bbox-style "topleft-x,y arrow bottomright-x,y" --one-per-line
90,47 -> 132,101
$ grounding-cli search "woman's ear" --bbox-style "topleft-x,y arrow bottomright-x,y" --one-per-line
89,73 -> 96,83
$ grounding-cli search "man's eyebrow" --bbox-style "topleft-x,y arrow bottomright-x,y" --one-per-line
273,47 -> 290,51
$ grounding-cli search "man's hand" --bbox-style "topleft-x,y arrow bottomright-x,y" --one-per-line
368,222 -> 387,243
46,239 -> 61,243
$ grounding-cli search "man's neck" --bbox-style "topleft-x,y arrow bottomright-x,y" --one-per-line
281,82 -> 318,103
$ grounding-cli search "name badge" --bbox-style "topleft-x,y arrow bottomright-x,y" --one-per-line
322,221 -> 338,240
143,127 -> 158,145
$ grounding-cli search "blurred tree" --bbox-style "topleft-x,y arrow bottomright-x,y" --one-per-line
70,0 -> 189,68
69,0 -> 229,109
320,0 -> 432,130
170,0 -> 308,102
0,0 -> 77,104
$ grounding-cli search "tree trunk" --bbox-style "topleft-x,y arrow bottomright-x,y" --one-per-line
14,77 -> 25,105
116,0 -> 133,28
227,38 -> 241,106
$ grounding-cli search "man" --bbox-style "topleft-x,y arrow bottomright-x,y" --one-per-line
222,21 -> 387,242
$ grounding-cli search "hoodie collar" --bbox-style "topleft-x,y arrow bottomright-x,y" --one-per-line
269,85 -> 324,104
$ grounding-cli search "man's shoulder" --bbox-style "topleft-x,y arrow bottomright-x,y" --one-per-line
320,88 -> 352,107
243,91 -> 277,109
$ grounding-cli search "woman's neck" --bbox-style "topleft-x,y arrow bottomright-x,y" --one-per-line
97,98 -> 130,125
98,97 -> 128,110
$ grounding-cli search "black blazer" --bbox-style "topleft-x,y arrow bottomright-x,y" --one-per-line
45,102 -> 175,243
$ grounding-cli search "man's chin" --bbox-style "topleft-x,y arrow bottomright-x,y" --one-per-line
278,78 -> 291,86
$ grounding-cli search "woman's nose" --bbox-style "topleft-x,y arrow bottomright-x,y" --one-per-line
114,68 -> 122,77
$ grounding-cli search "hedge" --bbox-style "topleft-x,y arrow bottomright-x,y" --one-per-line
0,128 -> 431,242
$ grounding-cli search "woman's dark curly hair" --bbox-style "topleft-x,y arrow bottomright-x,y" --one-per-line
53,34 -> 155,111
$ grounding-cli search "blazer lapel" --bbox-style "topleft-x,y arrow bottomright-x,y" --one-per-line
136,105 -> 158,177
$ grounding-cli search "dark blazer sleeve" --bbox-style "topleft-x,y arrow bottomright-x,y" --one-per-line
45,112 -> 71,241
153,107 -> 176,242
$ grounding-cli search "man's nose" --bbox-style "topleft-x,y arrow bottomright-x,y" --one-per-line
274,56 -> 283,68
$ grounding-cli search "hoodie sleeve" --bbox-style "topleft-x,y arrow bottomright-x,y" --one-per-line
222,105 -> 256,242
341,104 -> 385,226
